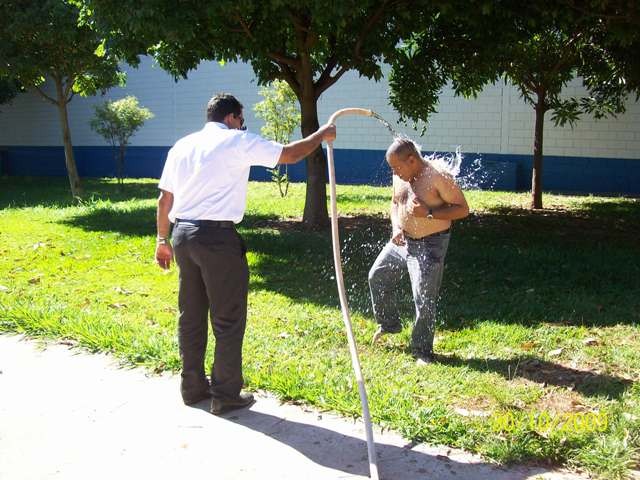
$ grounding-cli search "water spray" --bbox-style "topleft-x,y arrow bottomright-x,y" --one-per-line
325,107 -> 379,480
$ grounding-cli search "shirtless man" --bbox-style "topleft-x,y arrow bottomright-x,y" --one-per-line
368,137 -> 469,364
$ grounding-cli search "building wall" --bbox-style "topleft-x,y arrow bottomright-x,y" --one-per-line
1,57 -> 639,194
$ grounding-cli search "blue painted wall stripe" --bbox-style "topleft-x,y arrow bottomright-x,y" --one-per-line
2,145 -> 639,195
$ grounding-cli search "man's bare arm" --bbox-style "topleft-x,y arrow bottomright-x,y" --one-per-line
390,199 -> 401,232
277,123 -> 336,165
390,181 -> 402,233
389,182 -> 406,245
410,174 -> 469,220
156,189 -> 174,269
431,174 -> 469,220
157,190 -> 173,238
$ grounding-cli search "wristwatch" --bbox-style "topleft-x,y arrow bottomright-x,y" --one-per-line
426,208 -> 434,220
156,236 -> 170,245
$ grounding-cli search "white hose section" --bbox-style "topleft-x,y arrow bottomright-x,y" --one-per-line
326,107 -> 379,480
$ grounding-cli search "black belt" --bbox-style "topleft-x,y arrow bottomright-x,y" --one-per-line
405,228 -> 450,241
175,219 -> 235,228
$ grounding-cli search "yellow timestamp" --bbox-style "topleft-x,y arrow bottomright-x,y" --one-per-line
489,410 -> 608,434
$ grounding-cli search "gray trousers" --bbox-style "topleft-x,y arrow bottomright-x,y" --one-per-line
172,220 -> 248,401
368,231 -> 450,356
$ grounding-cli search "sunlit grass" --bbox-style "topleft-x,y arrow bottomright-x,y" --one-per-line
1,176 -> 639,478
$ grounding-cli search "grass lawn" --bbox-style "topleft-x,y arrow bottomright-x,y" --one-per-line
1,176 -> 639,478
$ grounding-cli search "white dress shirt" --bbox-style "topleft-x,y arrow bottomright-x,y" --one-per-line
159,122 -> 283,223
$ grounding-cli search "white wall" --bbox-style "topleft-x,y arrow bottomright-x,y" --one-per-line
1,57 -> 639,160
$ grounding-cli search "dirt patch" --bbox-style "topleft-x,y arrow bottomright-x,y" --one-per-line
532,388 -> 591,415
517,357 -> 634,399
453,395 -> 494,418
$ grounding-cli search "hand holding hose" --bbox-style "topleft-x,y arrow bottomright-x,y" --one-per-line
320,122 -> 337,143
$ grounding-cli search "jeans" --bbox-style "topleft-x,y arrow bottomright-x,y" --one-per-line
172,221 -> 249,401
368,231 -> 450,356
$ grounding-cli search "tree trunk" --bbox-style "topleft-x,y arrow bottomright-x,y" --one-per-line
299,93 -> 329,228
54,79 -> 82,198
118,143 -> 126,185
531,94 -> 546,210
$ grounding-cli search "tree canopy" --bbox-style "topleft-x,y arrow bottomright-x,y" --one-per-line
0,0 -> 124,197
80,0 -> 421,226
0,77 -> 22,107
389,0 -> 640,208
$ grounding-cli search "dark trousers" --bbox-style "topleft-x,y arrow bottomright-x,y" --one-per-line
172,220 -> 248,401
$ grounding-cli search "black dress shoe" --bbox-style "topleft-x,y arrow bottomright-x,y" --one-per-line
181,374 -> 212,405
182,390 -> 212,406
210,392 -> 255,415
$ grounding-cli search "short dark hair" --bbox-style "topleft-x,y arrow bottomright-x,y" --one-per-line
386,137 -> 422,163
206,93 -> 243,122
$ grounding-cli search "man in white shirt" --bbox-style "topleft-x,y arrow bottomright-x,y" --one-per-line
155,93 -> 335,414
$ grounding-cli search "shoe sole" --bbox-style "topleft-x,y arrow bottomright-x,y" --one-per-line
183,392 -> 212,406
210,398 -> 256,415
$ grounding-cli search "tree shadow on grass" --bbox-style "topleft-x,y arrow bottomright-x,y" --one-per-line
57,198 -> 640,329
61,205 -> 283,237
61,204 -> 158,236
577,198 -> 640,219
379,339 -> 634,400
464,203 -> 639,247
1,176 -> 77,209
245,206 -> 640,328
0,177 -> 160,209
432,354 -> 634,400
438,204 -> 640,328
240,215 -> 388,313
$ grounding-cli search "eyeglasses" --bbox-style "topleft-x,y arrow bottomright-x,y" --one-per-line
234,113 -> 245,128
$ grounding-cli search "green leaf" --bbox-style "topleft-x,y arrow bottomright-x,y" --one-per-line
94,40 -> 106,58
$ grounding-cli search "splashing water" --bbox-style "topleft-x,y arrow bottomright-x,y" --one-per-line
369,112 -> 504,190
428,149 -> 505,190
425,146 -> 463,178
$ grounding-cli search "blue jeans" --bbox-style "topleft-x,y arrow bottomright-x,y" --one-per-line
368,231 -> 450,356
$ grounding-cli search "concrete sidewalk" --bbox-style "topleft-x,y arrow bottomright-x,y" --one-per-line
0,334 -> 586,480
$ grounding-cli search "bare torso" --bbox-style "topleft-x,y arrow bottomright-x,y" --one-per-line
393,162 -> 451,238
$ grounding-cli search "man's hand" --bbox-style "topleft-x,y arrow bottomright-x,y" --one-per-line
278,123 -> 336,164
320,123 -> 336,143
391,230 -> 406,246
407,197 -> 429,217
156,243 -> 173,270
